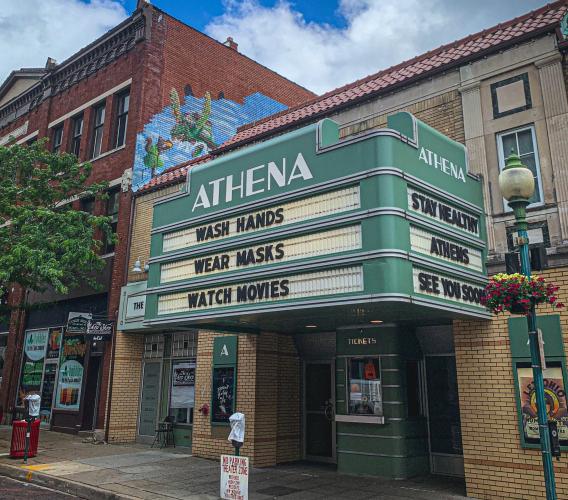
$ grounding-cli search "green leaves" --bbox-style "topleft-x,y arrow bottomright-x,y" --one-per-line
0,140 -> 113,300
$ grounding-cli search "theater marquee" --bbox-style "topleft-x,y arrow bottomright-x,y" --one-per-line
125,111 -> 488,331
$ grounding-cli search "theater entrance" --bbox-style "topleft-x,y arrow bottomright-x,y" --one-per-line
304,361 -> 336,463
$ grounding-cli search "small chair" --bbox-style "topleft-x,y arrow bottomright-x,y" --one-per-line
151,416 -> 175,448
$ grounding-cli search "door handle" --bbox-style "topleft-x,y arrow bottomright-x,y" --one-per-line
324,400 -> 334,421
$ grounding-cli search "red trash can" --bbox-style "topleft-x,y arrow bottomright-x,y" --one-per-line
9,419 -> 40,458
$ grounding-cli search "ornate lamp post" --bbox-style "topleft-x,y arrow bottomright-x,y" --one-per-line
499,151 -> 557,500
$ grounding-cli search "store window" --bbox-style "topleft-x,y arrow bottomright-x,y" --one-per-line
169,360 -> 196,424
497,125 -> 543,209
115,91 -> 129,148
347,357 -> 382,416
90,102 -> 105,159
70,114 -> 83,158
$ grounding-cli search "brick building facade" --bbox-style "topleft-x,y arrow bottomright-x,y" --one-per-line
0,0 -> 313,434
112,2 -> 568,499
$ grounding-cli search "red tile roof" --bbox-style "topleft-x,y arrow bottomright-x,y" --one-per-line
217,0 -> 568,152
137,0 -> 568,194
137,154 -> 212,194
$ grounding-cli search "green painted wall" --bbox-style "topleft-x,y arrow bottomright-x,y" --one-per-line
335,327 -> 429,479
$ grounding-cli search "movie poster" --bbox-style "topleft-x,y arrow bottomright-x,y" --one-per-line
518,366 -> 568,444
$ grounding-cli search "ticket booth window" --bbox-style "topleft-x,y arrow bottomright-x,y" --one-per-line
348,357 -> 382,416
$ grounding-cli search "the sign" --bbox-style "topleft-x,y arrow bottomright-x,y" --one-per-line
161,225 -> 361,283
220,455 -> 249,500
24,329 -> 48,361
412,267 -> 485,309
518,366 -> 568,445
86,319 -> 114,341
18,329 -> 48,405
126,295 -> 146,319
212,367 -> 235,423
66,312 -> 92,334
410,225 -> 482,272
162,185 -> 360,253
214,337 -> 238,365
158,266 -> 363,315
407,188 -> 480,236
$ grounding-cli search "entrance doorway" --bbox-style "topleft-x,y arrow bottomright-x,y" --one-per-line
425,355 -> 464,477
81,355 -> 102,430
304,361 -> 335,463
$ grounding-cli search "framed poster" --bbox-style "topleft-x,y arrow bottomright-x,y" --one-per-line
212,366 -> 235,424
55,330 -> 87,410
46,327 -> 63,360
170,361 -> 195,424
517,364 -> 568,445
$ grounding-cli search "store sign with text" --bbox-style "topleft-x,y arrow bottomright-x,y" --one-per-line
86,320 -> 114,341
220,455 -> 249,500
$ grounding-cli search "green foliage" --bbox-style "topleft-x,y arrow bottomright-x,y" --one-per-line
0,139 -> 115,300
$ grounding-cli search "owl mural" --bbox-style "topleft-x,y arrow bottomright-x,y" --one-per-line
132,88 -> 288,191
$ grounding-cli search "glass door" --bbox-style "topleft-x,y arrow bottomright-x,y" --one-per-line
304,361 -> 335,463
425,355 -> 464,477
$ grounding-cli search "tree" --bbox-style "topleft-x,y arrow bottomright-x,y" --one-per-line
0,139 -> 114,314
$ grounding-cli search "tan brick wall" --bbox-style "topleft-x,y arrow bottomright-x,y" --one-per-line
454,266 -> 568,499
192,330 -> 301,466
128,185 -> 180,283
339,90 -> 465,144
106,331 -> 144,443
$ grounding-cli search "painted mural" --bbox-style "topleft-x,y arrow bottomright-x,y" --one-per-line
132,89 -> 288,191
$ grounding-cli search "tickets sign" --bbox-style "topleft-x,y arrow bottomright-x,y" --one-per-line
220,455 -> 249,500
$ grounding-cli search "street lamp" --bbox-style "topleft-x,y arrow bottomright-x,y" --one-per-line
499,151 -> 557,500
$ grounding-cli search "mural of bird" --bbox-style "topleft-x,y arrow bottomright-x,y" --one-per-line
170,88 -> 216,149
144,136 -> 173,177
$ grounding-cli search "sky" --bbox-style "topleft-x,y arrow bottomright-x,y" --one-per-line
0,0 -> 552,95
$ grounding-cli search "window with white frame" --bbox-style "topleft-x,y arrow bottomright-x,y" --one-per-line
497,125 -> 543,210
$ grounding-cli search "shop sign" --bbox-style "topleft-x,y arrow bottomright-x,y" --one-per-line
518,366 -> 568,444
126,295 -> 146,319
157,266 -> 363,315
412,267 -> 485,309
409,225 -> 482,272
220,455 -> 249,500
161,225 -> 361,283
162,185 -> 360,253
66,312 -> 92,334
214,337 -> 238,365
407,188 -> 479,236
192,152 -> 313,211
24,329 -> 48,361
86,319 -> 114,341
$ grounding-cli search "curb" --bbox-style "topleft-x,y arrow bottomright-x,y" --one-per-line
0,462 -> 137,500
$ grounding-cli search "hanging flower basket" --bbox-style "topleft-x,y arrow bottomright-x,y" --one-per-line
481,273 -> 564,316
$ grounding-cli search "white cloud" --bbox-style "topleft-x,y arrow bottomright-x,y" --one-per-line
205,0 -> 544,95
0,0 -> 128,85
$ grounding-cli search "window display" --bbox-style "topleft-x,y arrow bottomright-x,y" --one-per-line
169,361 -> 195,424
348,357 -> 382,416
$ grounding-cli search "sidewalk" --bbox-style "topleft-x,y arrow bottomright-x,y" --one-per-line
0,426 -> 469,499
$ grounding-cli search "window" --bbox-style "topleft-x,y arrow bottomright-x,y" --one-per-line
90,103 -> 105,158
80,197 -> 95,215
70,114 -> 83,158
115,91 -> 129,148
497,125 -> 543,209
103,189 -> 119,254
52,126 -> 63,154
491,73 -> 532,119
169,360 -> 196,424
347,357 -> 382,416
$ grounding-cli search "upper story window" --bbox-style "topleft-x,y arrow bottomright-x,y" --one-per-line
497,125 -> 543,210
80,196 -> 95,215
90,102 -> 105,159
71,114 -> 83,158
115,91 -> 129,148
52,126 -> 63,154
103,189 -> 120,254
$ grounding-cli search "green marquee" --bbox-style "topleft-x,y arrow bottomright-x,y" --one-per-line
140,111 -> 489,333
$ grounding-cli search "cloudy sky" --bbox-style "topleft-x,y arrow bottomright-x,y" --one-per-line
0,0 -> 549,94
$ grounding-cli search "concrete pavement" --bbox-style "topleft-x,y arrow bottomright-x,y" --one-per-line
0,426 -> 470,499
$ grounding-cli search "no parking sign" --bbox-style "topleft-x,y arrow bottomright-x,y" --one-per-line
220,454 -> 248,500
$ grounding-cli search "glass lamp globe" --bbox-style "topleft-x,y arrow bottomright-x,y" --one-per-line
498,151 -> 535,202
